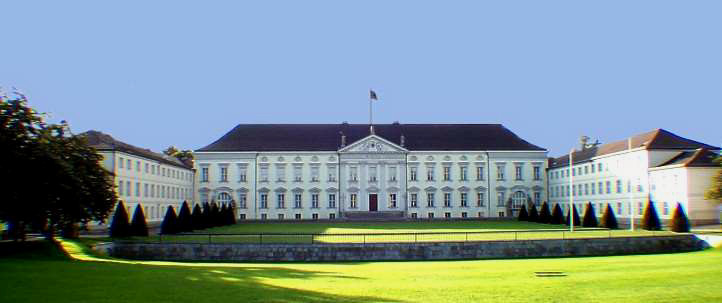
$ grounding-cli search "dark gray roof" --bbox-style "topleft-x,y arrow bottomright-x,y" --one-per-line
550,129 -> 720,168
196,124 -> 545,152
81,130 -> 193,169
656,149 -> 720,168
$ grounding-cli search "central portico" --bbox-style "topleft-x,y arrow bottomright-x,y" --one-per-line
338,133 -> 408,217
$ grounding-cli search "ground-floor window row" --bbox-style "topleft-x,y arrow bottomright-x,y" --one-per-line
236,211 -> 495,220
550,200 -> 682,217
117,180 -> 192,201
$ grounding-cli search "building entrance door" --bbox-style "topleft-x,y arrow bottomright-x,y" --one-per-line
369,194 -> 378,212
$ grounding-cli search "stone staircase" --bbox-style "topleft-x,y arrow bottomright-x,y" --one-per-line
342,211 -> 406,221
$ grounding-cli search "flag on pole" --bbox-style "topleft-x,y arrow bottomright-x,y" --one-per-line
369,89 -> 378,100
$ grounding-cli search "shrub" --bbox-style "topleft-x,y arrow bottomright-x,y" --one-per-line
177,201 -> 192,232
528,204 -> 539,222
600,203 -> 619,229
582,202 -> 598,227
538,202 -> 551,224
551,204 -> 564,225
210,203 -> 221,227
130,205 -> 149,237
227,205 -> 237,225
669,203 -> 690,233
109,201 -> 131,238
220,204 -> 229,226
642,200 -> 662,231
565,205 -> 581,226
517,204 -> 529,221
192,204 -> 204,230
160,206 -> 178,234
202,203 -> 212,229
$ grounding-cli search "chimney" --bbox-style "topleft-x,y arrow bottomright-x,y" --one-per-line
580,136 -> 590,150
400,134 -> 405,147
340,132 -> 346,147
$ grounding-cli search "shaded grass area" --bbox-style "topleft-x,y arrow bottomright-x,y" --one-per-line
1,239 -> 721,303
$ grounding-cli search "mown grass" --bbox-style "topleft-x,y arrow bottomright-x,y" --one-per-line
139,221 -> 677,244
1,239 -> 721,303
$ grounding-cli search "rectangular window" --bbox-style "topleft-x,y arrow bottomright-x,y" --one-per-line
598,163 -> 603,172
663,202 -> 669,215
311,166 -> 320,182
389,193 -> 397,208
369,166 -> 377,182
295,214 -> 301,220
606,181 -> 612,194
350,167 -> 358,181
497,192 -> 505,207
277,166 -> 286,182
201,167 -> 209,182
294,194 -> 302,208
572,185 -> 576,196
533,166 -> 541,181
150,184 -> 155,197
119,157 -> 124,168
496,165 -> 505,180
410,167 -> 418,181
260,167 -> 268,182
329,213 -> 336,220
410,193 -> 418,208
328,194 -> 336,208
278,214 -> 284,220
461,212 -> 468,218
220,167 -> 228,182
476,166 -> 485,181
584,184 -> 589,195
477,192 -> 485,207
428,212 -> 435,219
239,214 -> 246,220
638,202 -> 643,215
616,180 -> 622,193
444,212 -> 451,219
145,163 -> 149,173
411,213 -> 418,219
261,213 -> 267,220
443,166 -> 451,181
591,164 -> 596,173
350,194 -> 357,208
277,194 -> 285,209
584,166 -> 588,174
239,193 -> 247,208
591,183 -> 596,195
328,166 -> 337,182
118,181 -> 123,195
126,181 -> 131,196
389,166 -> 397,181
294,166 -> 302,182
144,183 -> 148,197
460,193 -> 468,207
427,193 -> 435,208
239,167 -> 247,182
427,167 -> 435,181
312,213 -> 319,220
617,202 -> 623,215
515,166 -> 523,181
460,166 -> 467,181
135,182 -> 140,197
127,159 -> 131,170
533,192 -> 541,205
444,193 -> 452,207
311,194 -> 319,208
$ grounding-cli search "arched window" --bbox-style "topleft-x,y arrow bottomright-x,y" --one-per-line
512,191 -> 526,209
218,192 -> 232,206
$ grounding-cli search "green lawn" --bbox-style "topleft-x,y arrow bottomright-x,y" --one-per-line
1,240 -> 721,302
144,221 -> 676,244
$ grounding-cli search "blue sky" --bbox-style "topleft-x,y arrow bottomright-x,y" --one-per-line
2,1 -> 720,156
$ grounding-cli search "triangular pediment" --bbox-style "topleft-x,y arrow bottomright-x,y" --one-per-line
339,135 -> 407,153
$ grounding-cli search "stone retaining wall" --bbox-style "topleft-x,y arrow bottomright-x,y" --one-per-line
94,235 -> 706,262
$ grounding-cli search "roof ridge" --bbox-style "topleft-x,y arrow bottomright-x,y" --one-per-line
683,148 -> 708,167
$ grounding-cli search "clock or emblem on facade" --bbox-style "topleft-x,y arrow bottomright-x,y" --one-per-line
364,140 -> 384,152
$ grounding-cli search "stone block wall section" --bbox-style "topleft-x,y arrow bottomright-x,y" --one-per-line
95,235 -> 706,262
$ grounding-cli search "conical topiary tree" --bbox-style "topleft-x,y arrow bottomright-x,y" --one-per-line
220,204 -> 229,226
210,202 -> 220,227
109,201 -> 131,238
227,204 -> 237,225
528,204 -> 539,223
600,203 -> 618,229
565,204 -> 581,226
539,202 -> 551,224
177,201 -> 192,232
130,204 -> 149,237
192,204 -> 204,230
642,200 -> 662,231
669,203 -> 690,233
517,204 -> 529,221
202,202 -> 212,229
551,204 -> 565,225
160,206 -> 178,234
582,202 -> 598,227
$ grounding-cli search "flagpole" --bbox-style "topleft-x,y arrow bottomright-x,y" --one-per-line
569,148 -> 574,232
628,138 -> 635,231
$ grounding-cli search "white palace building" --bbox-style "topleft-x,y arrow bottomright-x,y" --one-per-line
193,123 -> 548,220
548,129 -> 721,226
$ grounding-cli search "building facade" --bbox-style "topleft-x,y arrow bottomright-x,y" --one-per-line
547,129 -> 720,226
84,131 -> 196,222
194,123 -> 548,220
